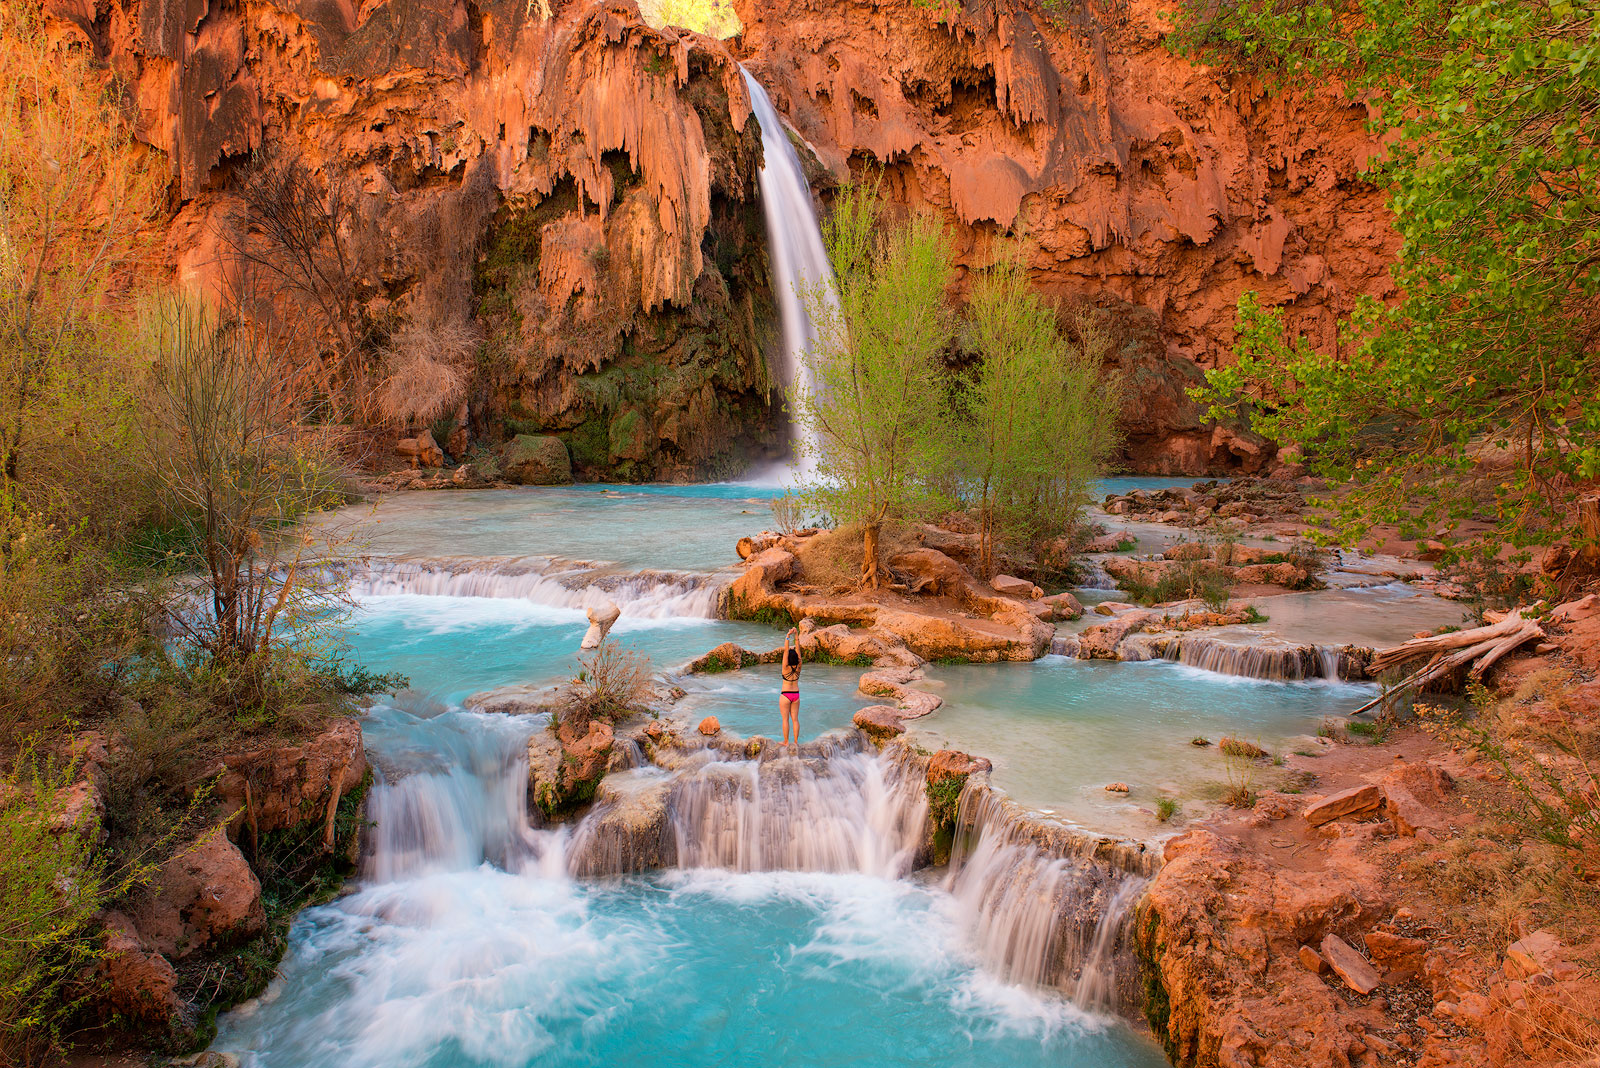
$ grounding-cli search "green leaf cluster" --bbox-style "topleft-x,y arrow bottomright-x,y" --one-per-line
792,186 -> 1120,581
1179,0 -> 1600,552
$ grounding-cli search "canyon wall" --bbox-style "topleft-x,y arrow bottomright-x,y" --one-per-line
44,0 -> 1399,476
48,0 -> 782,479
733,0 -> 1400,473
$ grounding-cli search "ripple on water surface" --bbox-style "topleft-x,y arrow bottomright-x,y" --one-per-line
215,867 -> 1167,1068
908,656 -> 1378,837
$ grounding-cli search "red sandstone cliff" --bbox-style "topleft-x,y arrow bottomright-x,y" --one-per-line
733,0 -> 1401,473
43,0 -> 1400,476
48,0 -> 781,478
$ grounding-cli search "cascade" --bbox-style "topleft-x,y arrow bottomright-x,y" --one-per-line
566,735 -> 927,879
341,558 -> 724,619
741,66 -> 842,472
944,781 -> 1153,1015
1119,632 -> 1354,681
363,709 -> 552,882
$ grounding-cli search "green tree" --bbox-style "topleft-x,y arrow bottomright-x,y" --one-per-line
794,185 -> 956,587
956,262 -> 1119,577
1181,0 -> 1600,554
0,3 -> 158,509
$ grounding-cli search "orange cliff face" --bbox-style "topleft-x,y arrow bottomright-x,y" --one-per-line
41,0 -> 1400,477
46,0 -> 783,480
732,0 -> 1402,474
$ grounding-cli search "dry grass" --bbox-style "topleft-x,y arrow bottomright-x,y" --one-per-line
769,493 -> 803,536
572,641 -> 653,719
1219,736 -> 1267,759
790,524 -> 864,591
373,317 -> 479,429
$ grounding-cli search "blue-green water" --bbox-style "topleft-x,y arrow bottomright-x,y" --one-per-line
216,867 -> 1165,1068
343,593 -> 777,708
674,663 -> 871,741
217,483 -> 1368,1068
909,656 -> 1373,835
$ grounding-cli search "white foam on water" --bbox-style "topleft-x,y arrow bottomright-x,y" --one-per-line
344,558 -> 726,620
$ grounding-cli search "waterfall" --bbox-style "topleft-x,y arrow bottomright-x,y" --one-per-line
340,558 -> 725,619
363,711 -> 550,882
1119,632 -> 1354,681
741,66 -> 841,470
943,780 -> 1153,1015
567,737 -> 927,879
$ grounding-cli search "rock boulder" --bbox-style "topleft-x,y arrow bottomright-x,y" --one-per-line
501,435 -> 574,486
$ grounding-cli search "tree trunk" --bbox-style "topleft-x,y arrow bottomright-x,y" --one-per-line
862,521 -> 881,588
1580,495 -> 1600,570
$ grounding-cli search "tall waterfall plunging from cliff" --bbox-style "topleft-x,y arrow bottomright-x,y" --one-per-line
741,66 -> 840,475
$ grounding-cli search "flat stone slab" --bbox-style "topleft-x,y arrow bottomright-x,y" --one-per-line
853,706 -> 905,739
1320,934 -> 1382,994
1304,784 -> 1384,827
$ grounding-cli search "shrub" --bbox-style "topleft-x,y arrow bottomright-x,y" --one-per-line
373,317 -> 478,429
572,641 -> 653,719
1218,736 -> 1266,759
0,744 -> 151,1065
926,774 -> 966,827
769,492 -> 804,536
1155,798 -> 1178,823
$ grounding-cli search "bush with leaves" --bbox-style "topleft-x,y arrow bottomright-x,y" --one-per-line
793,183 -> 957,587
0,743 -> 172,1065
952,260 -> 1119,578
1180,0 -> 1600,558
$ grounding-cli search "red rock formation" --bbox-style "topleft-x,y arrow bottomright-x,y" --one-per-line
43,0 -> 1403,474
734,0 -> 1401,473
44,0 -> 782,479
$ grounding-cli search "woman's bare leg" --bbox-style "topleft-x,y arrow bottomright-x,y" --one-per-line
780,695 -> 795,745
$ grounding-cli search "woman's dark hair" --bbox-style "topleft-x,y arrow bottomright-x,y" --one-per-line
784,647 -> 800,668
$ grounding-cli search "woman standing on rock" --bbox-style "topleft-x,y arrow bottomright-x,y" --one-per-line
780,628 -> 801,748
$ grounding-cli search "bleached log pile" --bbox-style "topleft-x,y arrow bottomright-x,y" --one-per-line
1354,609 -> 1546,715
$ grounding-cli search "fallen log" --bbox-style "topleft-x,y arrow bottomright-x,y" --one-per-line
1352,610 -> 1545,716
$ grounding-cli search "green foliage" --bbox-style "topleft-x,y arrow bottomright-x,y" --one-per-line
951,260 -> 1120,577
1241,604 -> 1269,623
721,595 -> 793,628
1179,0 -> 1600,553
1122,559 -> 1232,610
0,742 -> 165,1064
1155,797 -> 1179,822
0,504 -> 159,744
794,183 -> 957,586
795,188 -> 1118,585
805,648 -> 873,668
1346,720 -> 1390,742
571,641 -> 653,719
925,774 -> 966,827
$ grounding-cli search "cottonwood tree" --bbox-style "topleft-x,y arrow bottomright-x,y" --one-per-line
955,263 -> 1119,577
793,185 -> 955,587
1181,0 -> 1600,564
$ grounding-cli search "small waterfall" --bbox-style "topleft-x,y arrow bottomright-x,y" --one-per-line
944,780 -> 1153,1015
341,558 -> 725,619
741,66 -> 842,468
1115,632 -> 1359,681
568,737 -> 927,879
364,712 -> 546,882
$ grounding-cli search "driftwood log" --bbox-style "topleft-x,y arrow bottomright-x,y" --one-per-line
1353,609 -> 1546,715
